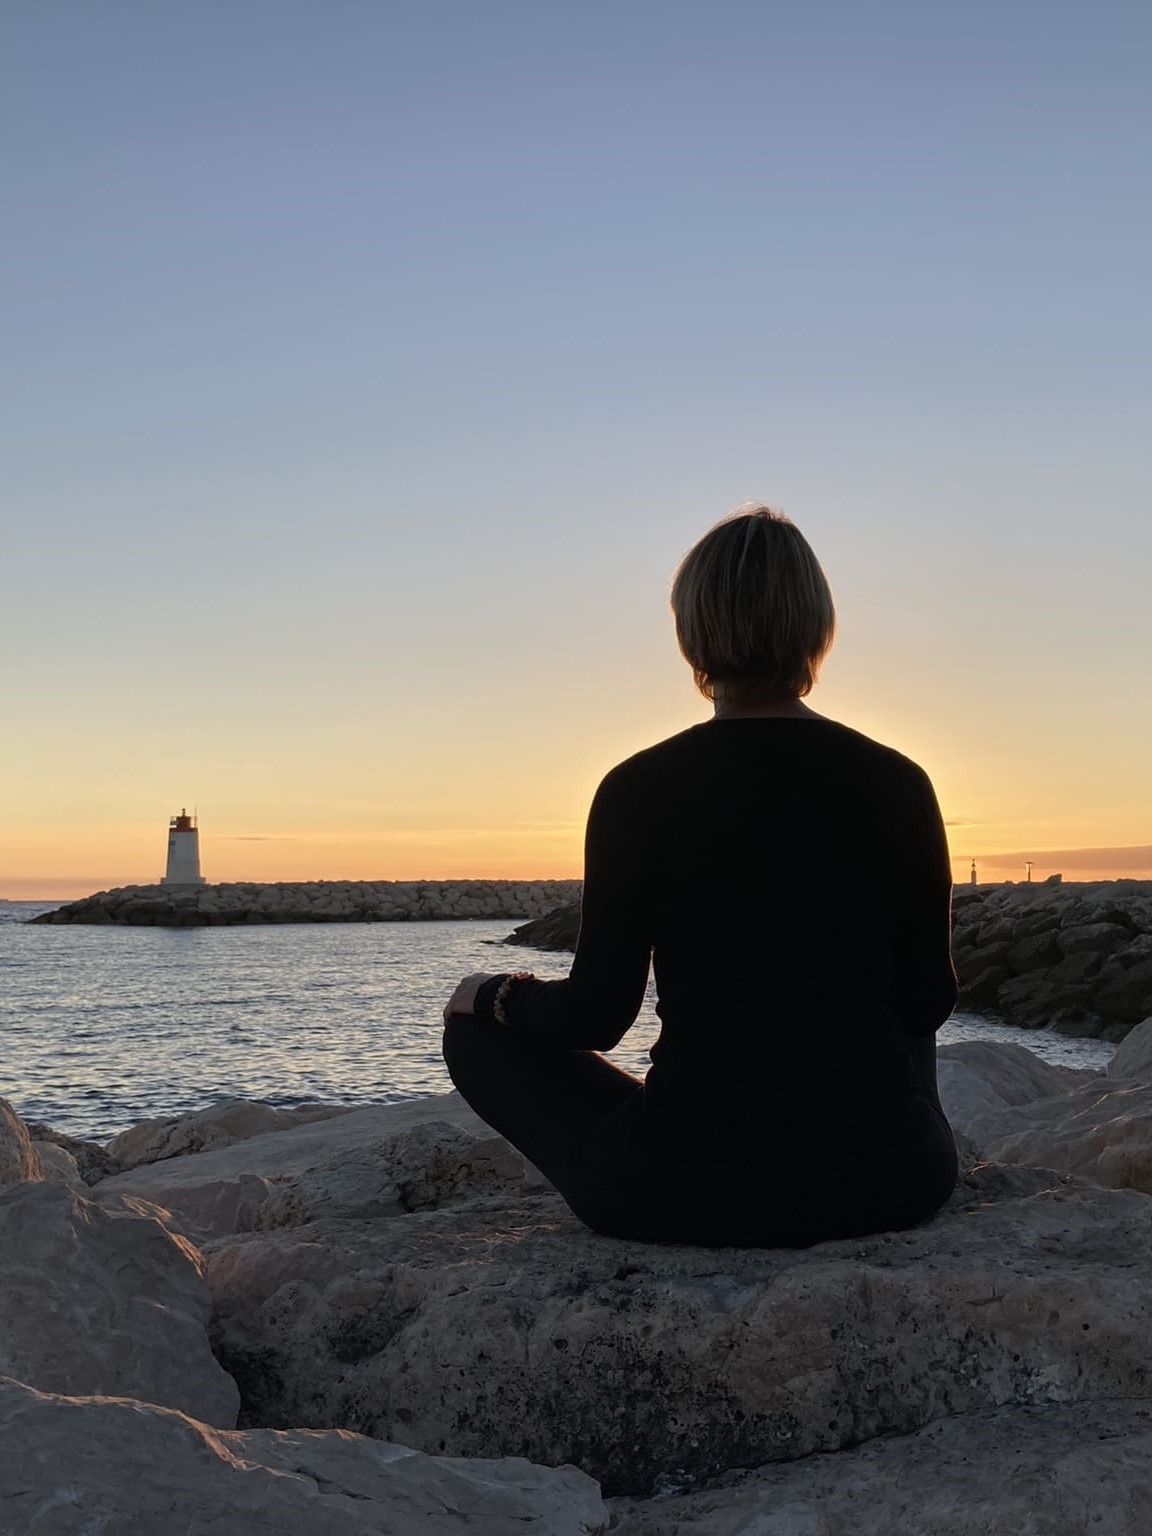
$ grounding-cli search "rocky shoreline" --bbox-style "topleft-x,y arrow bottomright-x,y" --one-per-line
3,1020 -> 1152,1528
30,878 -> 583,927
507,879 -> 1152,1043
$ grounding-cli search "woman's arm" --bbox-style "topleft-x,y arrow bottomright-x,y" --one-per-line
473,763 -> 654,1050
892,763 -> 958,1042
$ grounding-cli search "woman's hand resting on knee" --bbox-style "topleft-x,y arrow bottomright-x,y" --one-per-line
442,972 -> 498,1026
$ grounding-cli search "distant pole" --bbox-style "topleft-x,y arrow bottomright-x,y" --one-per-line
970,859 -> 978,886
1025,860 -> 1033,883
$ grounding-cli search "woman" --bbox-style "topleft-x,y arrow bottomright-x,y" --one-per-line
442,506 -> 959,1247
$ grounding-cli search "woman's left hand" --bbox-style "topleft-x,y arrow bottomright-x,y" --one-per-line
442,971 -> 497,1025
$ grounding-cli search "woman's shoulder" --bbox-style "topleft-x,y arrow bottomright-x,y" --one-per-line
604,718 -> 936,797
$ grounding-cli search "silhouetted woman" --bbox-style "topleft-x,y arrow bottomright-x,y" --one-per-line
442,506 -> 958,1246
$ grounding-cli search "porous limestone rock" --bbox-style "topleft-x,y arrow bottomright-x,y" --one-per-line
107,1097 -> 354,1170
1108,1017 -> 1152,1082
256,1122 -> 531,1228
607,1399 -> 1152,1534
0,1378 -> 607,1536
95,1095 -> 537,1240
0,1182 -> 238,1425
0,1098 -> 43,1184
205,1162 -> 1152,1497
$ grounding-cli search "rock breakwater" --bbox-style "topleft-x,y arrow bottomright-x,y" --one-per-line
952,880 -> 1152,1040
30,878 -> 582,928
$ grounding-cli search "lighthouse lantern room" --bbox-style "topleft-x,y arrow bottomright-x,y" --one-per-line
162,808 -> 206,888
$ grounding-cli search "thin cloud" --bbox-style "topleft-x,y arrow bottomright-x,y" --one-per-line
978,844 -> 1152,871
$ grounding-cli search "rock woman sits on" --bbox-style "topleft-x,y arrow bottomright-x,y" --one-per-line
442,505 -> 959,1247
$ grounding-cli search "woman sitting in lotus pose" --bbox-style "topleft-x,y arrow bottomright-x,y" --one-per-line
442,505 -> 958,1247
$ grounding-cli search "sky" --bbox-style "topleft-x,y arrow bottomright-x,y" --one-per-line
3,1 -> 1150,898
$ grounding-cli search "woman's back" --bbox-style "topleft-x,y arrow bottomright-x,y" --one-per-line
611,717 -> 957,1144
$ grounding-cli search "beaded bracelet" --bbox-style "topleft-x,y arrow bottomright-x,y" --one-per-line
492,970 -> 537,1027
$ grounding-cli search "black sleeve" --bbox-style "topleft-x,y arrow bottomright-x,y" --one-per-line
892,764 -> 958,1039
473,764 -> 654,1050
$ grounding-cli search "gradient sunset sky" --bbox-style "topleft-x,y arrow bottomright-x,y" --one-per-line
4,2 -> 1150,899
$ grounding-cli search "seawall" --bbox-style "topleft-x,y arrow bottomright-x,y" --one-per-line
30,879 -> 583,928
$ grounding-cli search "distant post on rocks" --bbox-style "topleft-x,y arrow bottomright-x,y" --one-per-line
162,808 -> 206,888
1025,860 -> 1033,884
969,859 -> 978,886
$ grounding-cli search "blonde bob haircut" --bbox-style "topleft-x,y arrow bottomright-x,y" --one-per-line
670,505 -> 836,704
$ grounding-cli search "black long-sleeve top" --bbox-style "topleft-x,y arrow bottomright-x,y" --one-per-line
474,717 -> 956,1145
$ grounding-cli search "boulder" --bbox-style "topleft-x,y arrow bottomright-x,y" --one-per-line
95,1095 -> 537,1241
24,1121 -> 119,1183
936,1040 -> 1152,1192
1048,1004 -> 1111,1038
107,1097 -> 355,1170
0,1098 -> 42,1184
954,959 -> 1010,1009
503,900 -> 582,952
0,1378 -> 606,1536
1058,921 -> 1132,957
205,1162 -> 1152,1497
1108,1018 -> 1152,1082
1005,930 -> 1062,973
974,1081 -> 1152,1193
607,1399 -> 1152,1534
0,1182 -> 238,1425
1092,957 -> 1152,1025
256,1122 -> 531,1230
996,953 -> 1108,1028
936,1039 -> 1098,1138
30,1140 -> 87,1192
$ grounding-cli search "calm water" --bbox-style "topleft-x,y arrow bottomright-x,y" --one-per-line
0,900 -> 1113,1140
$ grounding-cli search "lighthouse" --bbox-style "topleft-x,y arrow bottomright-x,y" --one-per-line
162,809 -> 206,888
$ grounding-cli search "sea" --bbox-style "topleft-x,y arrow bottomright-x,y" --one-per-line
0,899 -> 1115,1142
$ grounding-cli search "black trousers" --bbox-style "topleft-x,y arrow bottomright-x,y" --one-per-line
442,1012 -> 959,1248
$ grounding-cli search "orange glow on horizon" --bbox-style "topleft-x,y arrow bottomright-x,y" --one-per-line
5,836 -> 1151,902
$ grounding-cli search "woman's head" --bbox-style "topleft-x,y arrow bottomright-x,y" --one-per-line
670,505 -> 836,705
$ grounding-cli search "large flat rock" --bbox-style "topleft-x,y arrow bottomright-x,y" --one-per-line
206,1162 -> 1152,1496
0,1378 -> 606,1535
607,1399 -> 1152,1534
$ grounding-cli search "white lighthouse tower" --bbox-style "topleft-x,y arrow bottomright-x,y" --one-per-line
162,808 -> 206,888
